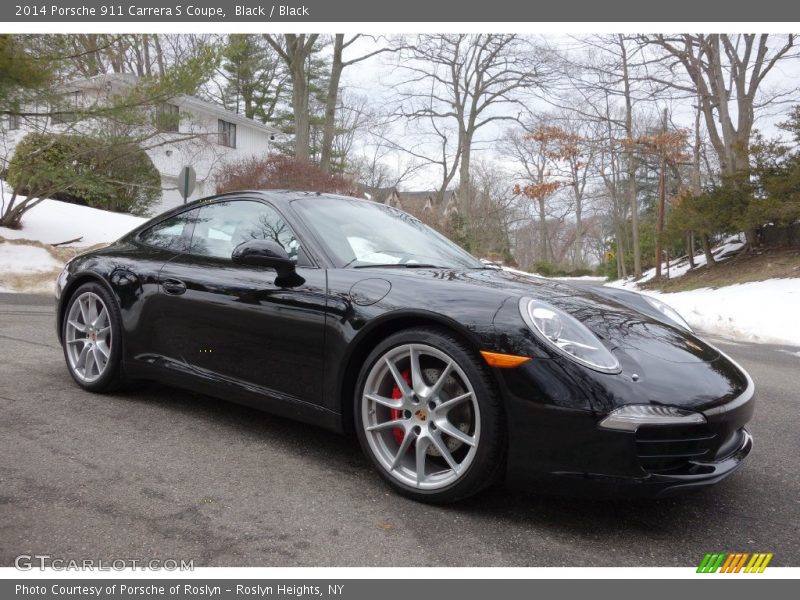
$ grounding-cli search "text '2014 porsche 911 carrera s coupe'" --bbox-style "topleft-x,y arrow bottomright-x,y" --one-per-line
56,191 -> 754,503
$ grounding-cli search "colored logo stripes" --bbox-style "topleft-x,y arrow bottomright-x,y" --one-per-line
697,552 -> 773,573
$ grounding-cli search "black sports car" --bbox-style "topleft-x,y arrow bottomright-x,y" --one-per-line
55,191 -> 754,503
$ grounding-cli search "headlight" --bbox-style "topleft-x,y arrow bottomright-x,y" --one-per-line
599,405 -> 706,431
644,296 -> 692,332
519,297 -> 620,373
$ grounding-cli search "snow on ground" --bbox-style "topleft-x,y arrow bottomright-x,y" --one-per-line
1,183 -> 147,293
552,275 -> 607,282
499,266 -> 606,283
631,280 -> 800,346
608,233 -> 745,290
602,233 -> 800,345
0,243 -> 62,273
501,265 -> 543,278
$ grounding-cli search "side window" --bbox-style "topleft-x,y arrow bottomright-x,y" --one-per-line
138,209 -> 197,251
190,200 -> 301,262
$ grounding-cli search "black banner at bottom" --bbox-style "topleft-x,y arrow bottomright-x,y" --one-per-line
2,579 -> 793,600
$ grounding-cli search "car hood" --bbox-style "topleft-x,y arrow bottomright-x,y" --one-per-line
368,266 -> 721,364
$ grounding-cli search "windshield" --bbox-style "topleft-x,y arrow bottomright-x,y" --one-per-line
292,196 -> 484,270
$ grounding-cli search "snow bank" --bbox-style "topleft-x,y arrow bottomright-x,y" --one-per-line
608,233 -> 745,290
0,182 -> 148,293
0,197 -> 146,247
639,279 -> 800,346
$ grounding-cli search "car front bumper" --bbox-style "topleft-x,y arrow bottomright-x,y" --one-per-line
501,364 -> 755,498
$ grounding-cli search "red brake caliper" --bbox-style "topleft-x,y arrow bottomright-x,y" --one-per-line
389,369 -> 411,445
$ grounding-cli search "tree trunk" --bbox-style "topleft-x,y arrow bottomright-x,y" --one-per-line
265,34 -> 318,162
702,233 -> 716,267
654,109 -> 668,280
655,154 -> 666,280
153,35 -> 165,75
291,64 -> 310,161
689,93 -> 700,271
616,223 -> 627,279
458,117 -> 475,203
574,197 -> 583,267
538,198 -> 548,262
320,35 -> 344,173
0,194 -> 38,229
620,35 -> 642,278
458,136 -> 472,203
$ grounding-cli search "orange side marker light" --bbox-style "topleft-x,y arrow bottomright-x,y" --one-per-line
480,351 -> 532,368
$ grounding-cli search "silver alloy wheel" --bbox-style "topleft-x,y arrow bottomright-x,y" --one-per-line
65,291 -> 113,383
362,343 -> 481,490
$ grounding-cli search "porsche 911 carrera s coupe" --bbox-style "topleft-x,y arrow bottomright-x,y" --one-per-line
56,191 -> 754,503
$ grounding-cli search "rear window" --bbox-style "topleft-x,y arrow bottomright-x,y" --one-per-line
138,209 -> 197,251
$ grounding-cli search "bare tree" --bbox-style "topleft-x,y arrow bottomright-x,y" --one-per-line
503,122 -> 570,263
319,35 -> 394,173
548,111 -> 599,267
643,34 -> 797,246
347,115 -> 422,191
555,35 -> 655,276
394,34 -> 547,201
456,159 -> 524,260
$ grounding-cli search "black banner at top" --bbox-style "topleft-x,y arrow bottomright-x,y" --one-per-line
3,0 -> 800,23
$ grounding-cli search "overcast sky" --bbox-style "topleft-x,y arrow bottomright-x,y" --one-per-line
335,34 -> 800,192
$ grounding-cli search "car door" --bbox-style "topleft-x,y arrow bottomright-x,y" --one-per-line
151,198 -> 328,407
124,207 -> 199,363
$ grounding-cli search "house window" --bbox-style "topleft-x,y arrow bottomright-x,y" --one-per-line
7,113 -> 20,130
218,119 -> 236,148
50,90 -> 82,125
155,103 -> 180,133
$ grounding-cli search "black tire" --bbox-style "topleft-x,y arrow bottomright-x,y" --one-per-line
354,326 -> 506,503
61,281 -> 125,393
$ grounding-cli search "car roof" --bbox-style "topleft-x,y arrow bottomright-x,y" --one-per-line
213,190 -> 371,208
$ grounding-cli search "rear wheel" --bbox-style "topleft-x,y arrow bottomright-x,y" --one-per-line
62,282 -> 124,392
355,327 -> 505,503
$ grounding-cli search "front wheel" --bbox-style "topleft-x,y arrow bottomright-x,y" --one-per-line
355,327 -> 505,503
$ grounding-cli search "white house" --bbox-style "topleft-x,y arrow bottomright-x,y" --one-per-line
1,73 -> 283,215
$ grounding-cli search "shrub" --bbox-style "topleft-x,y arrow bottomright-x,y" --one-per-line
531,261 -> 565,277
529,261 -> 597,278
215,154 -> 354,195
6,132 -> 161,215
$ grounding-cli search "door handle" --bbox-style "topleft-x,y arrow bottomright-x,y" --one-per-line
162,278 -> 187,295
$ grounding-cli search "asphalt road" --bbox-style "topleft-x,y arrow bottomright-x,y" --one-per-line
1,291 -> 798,567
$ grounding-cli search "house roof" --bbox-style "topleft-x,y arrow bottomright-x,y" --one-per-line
61,73 -> 282,137
175,95 -> 282,136
390,191 -> 434,215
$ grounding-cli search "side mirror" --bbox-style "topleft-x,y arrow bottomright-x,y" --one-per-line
232,239 -> 295,278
